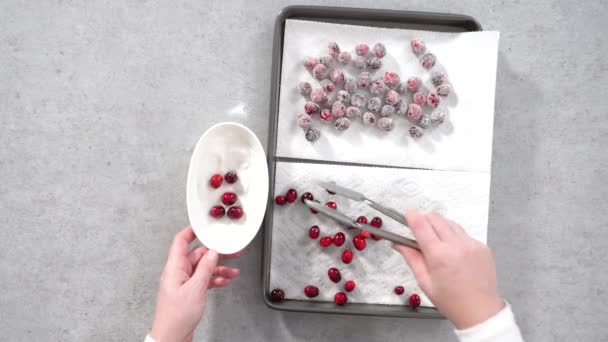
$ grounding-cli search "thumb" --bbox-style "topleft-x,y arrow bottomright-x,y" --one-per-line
188,249 -> 219,292
393,244 -> 431,291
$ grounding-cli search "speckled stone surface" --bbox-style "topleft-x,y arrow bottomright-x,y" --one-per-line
0,1 -> 607,341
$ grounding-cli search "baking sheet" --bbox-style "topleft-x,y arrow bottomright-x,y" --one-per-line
269,161 -> 490,308
276,19 -> 500,173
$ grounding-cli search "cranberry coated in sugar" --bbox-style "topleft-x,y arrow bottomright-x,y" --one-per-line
413,92 -> 426,106
431,70 -> 447,86
373,43 -> 386,58
332,101 -> 346,118
329,69 -> 345,85
383,72 -> 400,87
353,56 -> 367,69
350,94 -> 366,107
334,117 -> 351,131
410,39 -> 426,56
297,81 -> 312,96
305,127 -> 321,142
380,105 -> 395,117
328,42 -> 340,58
319,55 -> 334,66
356,72 -> 372,88
304,102 -> 320,115
409,126 -> 424,138
367,97 -> 382,112
369,79 -> 386,95
209,174 -> 223,188
344,78 -> 356,93
362,112 -> 376,125
310,88 -> 328,104
377,117 -> 394,131
366,56 -> 381,69
395,101 -> 408,116
407,104 -> 422,123
345,106 -> 360,119
328,267 -> 341,283
312,63 -> 327,80
338,51 -> 351,65
430,110 -> 445,126
418,115 -> 432,129
406,77 -> 421,92
296,113 -> 312,128
355,43 -> 369,56
427,92 -> 440,108
336,90 -> 350,102
303,56 -> 319,69
385,90 -> 400,106
320,79 -> 335,93
437,84 -> 452,97
421,53 -> 436,69
319,109 -> 332,123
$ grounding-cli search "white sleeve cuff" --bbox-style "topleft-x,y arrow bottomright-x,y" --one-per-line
454,302 -> 524,342
144,334 -> 156,342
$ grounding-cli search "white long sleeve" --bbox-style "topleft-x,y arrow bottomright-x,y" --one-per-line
454,303 -> 524,342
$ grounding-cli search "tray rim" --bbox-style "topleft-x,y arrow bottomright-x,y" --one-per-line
262,4 -> 482,318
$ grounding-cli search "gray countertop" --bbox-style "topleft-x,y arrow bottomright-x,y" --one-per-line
1,1 -> 606,341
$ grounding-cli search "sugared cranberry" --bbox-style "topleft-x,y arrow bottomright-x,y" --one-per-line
409,293 -> 421,309
209,174 -> 223,188
333,232 -> 345,246
427,92 -> 440,108
334,292 -> 347,305
209,206 -> 225,218
270,288 -> 285,302
344,280 -> 356,292
341,249 -> 353,264
309,225 -> 320,239
328,267 -> 341,283
421,53 -> 436,69
227,206 -> 243,220
304,285 -> 319,298
353,235 -> 367,251
394,286 -> 405,295
285,188 -> 298,203
383,72 -> 400,87
301,192 -> 314,203
221,192 -> 237,206
275,195 -> 287,205
224,171 -> 238,184
356,216 -> 368,225
319,236 -> 333,247
410,39 -> 426,56
326,201 -> 337,210
413,92 -> 426,106
355,43 -> 369,56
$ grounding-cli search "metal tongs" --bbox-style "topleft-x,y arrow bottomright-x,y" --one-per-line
303,181 -> 420,251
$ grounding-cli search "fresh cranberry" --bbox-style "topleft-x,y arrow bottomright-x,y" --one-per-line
221,192 -> 237,206
333,232 -> 345,246
334,292 -> 347,305
209,205 -> 225,218
224,171 -> 238,184
409,293 -> 421,309
304,285 -> 319,298
328,267 -> 341,283
285,188 -> 298,203
309,225 -> 320,239
270,288 -> 285,302
394,286 -> 405,295
356,216 -> 368,224
359,229 -> 372,239
301,192 -> 314,203
319,236 -> 333,247
209,174 -> 223,188
344,280 -> 355,292
275,195 -> 287,205
341,249 -> 354,264
370,217 -> 383,240
326,188 -> 336,195
310,200 -> 320,214
227,206 -> 244,219
326,201 -> 337,210
353,235 -> 367,251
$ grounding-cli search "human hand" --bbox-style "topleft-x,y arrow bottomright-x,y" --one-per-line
150,226 -> 241,342
393,210 -> 504,329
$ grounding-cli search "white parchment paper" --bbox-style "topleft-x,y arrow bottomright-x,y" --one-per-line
277,19 -> 500,173
269,162 -> 490,307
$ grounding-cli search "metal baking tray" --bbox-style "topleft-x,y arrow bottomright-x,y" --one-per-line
262,5 -> 482,318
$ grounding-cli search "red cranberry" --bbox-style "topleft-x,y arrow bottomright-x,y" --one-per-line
326,188 -> 336,195
275,195 -> 287,205
334,292 -> 347,305
310,200 -> 320,214
227,206 -> 244,219
370,217 -> 383,240
309,225 -> 320,239
224,171 -> 238,184
356,216 -> 368,224
209,205 -> 225,218
344,280 -> 355,292
319,236 -> 333,247
359,229 -> 372,239
270,288 -> 285,302
301,192 -> 314,203
333,232 -> 345,246
285,188 -> 298,203
221,192 -> 237,206
353,235 -> 367,251
409,293 -> 421,309
304,285 -> 319,298
328,267 -> 341,283
394,286 -> 405,295
209,174 -> 223,188
326,201 -> 337,210
341,249 -> 353,264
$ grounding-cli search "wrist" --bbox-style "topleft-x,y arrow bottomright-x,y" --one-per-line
450,295 -> 504,330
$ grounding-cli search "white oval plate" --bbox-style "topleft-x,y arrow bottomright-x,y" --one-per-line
186,122 -> 269,254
